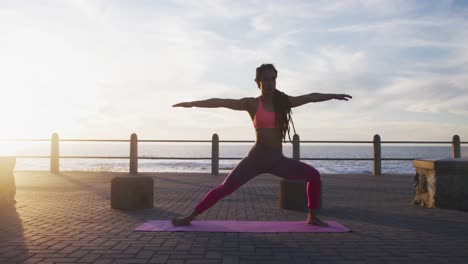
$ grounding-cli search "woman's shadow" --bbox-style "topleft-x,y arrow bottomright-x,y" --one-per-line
1,158 -> 26,262
0,203 -> 26,263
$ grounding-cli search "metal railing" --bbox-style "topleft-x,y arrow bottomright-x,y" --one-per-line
0,134 -> 465,175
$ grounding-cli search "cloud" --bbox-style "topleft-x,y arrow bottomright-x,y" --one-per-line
250,14 -> 270,33
377,75 -> 468,115
0,0 -> 467,140
276,46 -> 368,97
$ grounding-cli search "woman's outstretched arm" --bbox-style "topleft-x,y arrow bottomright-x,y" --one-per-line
289,93 -> 352,108
173,97 -> 255,111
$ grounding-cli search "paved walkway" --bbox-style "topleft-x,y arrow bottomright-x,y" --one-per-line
1,171 -> 468,264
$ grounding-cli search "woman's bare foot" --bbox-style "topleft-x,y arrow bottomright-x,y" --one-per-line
307,209 -> 328,226
172,216 -> 192,226
172,210 -> 198,226
307,216 -> 329,227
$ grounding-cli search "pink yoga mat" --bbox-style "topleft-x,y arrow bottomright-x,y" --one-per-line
135,220 -> 350,233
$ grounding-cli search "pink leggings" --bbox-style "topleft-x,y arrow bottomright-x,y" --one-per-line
194,143 -> 321,215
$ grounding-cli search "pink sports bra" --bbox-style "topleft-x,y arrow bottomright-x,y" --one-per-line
253,98 -> 277,129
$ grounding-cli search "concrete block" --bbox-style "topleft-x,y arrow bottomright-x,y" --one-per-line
0,157 -> 16,206
279,179 -> 322,211
111,175 -> 154,209
413,158 -> 468,211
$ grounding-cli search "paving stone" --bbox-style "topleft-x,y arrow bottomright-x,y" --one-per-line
222,255 -> 239,264
77,253 -> 101,263
19,257 -> 44,264
0,171 -> 467,263
206,251 -> 222,259
135,250 -> 154,259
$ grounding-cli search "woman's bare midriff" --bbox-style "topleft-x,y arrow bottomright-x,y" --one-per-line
255,128 -> 283,149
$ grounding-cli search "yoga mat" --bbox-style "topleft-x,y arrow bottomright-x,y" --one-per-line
135,220 -> 350,233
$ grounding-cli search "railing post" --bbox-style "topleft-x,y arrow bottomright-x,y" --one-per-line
130,133 -> 138,174
212,133 -> 219,175
50,133 -> 59,173
452,135 -> 461,158
373,134 -> 381,176
293,134 -> 300,160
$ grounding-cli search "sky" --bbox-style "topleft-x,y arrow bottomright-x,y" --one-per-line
0,0 -> 467,142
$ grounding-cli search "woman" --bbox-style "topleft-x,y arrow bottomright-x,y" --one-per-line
172,64 -> 352,226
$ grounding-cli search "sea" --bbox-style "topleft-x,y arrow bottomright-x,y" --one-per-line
1,141 -> 466,174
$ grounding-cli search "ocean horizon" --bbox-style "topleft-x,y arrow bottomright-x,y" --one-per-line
1,142 -> 466,174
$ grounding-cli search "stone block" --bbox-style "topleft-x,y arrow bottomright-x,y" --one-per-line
0,157 -> 16,206
111,175 -> 154,209
279,179 -> 322,211
413,158 -> 468,211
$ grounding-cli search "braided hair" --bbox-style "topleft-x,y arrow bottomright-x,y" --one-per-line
255,64 -> 296,142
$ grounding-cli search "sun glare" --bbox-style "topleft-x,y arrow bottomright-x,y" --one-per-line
0,142 -> 15,156
0,27 -> 86,139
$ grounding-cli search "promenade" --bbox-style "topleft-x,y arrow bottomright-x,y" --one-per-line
1,171 -> 468,264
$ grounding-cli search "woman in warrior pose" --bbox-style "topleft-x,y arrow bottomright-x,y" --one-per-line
172,63 -> 352,226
